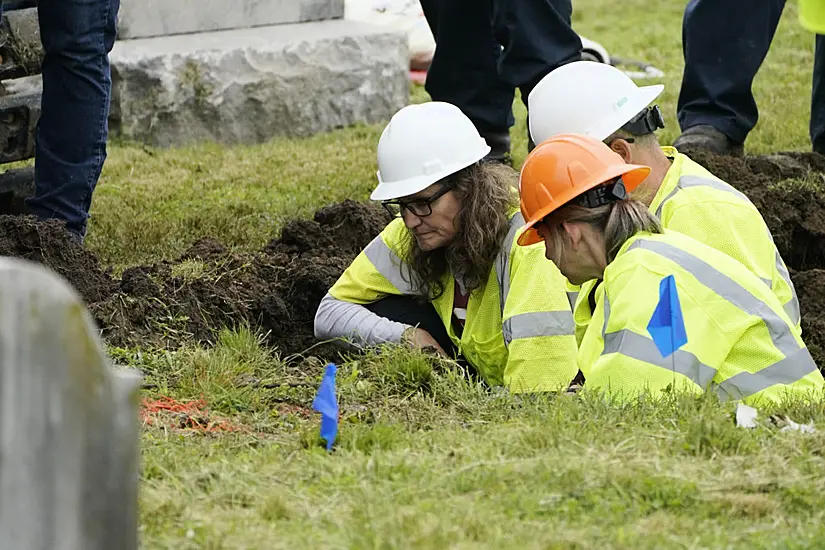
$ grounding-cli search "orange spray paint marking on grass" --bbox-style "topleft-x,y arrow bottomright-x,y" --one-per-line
141,395 -> 245,433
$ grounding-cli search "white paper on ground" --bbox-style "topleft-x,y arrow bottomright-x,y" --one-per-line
736,403 -> 817,434
735,403 -> 759,428
778,417 -> 817,433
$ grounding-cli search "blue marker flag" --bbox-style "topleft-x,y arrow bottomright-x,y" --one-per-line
312,363 -> 338,450
647,275 -> 688,358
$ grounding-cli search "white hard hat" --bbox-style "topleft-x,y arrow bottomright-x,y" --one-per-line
528,61 -> 665,145
371,102 -> 491,201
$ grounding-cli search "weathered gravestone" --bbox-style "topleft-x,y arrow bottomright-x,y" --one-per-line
108,0 -> 408,148
0,257 -> 141,550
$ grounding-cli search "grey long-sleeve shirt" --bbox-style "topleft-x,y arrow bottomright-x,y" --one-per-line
314,292 -> 411,348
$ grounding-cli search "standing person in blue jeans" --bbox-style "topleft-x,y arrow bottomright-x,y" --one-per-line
419,0 -> 583,163
673,0 -> 825,156
1,0 -> 120,241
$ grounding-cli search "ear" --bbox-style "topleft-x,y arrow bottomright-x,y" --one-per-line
609,138 -> 634,163
562,222 -> 583,250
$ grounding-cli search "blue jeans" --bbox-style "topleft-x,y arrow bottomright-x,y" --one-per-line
419,0 -> 582,134
678,0 -> 825,152
1,0 -> 120,238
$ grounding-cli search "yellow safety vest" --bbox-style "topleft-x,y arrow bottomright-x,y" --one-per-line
579,230 -> 823,406
328,211 -> 579,393
573,147 -> 801,345
800,0 -> 825,33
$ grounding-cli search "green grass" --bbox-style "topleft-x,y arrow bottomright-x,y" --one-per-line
130,332 -> 825,549
85,0 -> 825,546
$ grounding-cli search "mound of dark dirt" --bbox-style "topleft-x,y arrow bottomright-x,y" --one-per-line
87,200 -> 391,357
264,199 -> 390,256
0,215 -> 116,304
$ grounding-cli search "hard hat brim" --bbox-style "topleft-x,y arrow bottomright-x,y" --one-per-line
517,162 -> 651,247
586,84 -> 665,142
517,226 -> 544,247
370,144 -> 492,202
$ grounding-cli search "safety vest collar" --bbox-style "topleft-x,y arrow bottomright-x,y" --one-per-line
647,147 -> 685,215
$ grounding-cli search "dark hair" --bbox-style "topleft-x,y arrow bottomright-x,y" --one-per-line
401,162 -> 518,299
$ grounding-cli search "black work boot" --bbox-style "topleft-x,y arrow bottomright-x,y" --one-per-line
480,131 -> 512,166
673,124 -> 745,157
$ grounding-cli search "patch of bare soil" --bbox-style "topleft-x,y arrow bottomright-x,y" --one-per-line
88,200 -> 391,358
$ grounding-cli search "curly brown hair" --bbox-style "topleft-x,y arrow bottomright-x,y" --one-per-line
399,161 -> 519,300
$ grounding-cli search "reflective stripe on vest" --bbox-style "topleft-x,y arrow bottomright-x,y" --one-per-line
654,174 -> 801,326
503,311 -> 576,346
603,329 -> 717,389
567,291 -> 579,311
654,175 -> 749,219
495,212 -> 525,314
774,246 -> 801,327
625,239 -> 817,399
363,235 -> 417,294
715,346 -> 817,401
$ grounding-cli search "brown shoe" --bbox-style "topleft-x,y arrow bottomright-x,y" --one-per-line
673,124 -> 745,157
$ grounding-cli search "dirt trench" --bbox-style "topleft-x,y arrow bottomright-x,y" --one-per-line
1,150 -> 824,367
0,200 -> 391,359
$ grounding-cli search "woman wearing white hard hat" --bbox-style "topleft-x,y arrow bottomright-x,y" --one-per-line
314,101 -> 578,394
527,60 -> 800,347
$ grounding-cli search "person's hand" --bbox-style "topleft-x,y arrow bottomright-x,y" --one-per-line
402,327 -> 448,357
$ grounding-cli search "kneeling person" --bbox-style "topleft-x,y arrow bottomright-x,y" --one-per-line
528,61 -> 801,344
315,102 -> 579,393
517,134 -> 823,405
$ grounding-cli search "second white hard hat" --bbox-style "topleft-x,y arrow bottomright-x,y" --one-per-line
372,102 -> 491,201
528,61 -> 665,146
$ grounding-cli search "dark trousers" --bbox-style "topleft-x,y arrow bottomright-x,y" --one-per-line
678,0 -> 825,152
1,0 -> 120,238
419,0 -> 582,135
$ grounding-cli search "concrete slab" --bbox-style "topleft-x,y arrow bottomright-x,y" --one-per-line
117,0 -> 345,39
109,19 -> 409,147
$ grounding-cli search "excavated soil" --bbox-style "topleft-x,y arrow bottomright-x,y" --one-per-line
90,199 -> 392,357
2,151 -> 825,367
0,215 -> 117,303
0,200 -> 389,360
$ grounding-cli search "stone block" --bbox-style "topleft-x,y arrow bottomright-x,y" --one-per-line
109,20 -> 409,147
117,0 -> 345,39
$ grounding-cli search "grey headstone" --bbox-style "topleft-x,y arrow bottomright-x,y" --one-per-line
109,20 -> 409,148
117,0 -> 345,39
0,257 -> 141,550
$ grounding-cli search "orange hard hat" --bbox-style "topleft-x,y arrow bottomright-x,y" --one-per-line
517,133 -> 652,246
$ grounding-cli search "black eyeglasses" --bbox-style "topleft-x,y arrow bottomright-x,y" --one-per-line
382,182 -> 455,218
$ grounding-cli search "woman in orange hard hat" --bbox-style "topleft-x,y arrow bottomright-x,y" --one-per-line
517,133 -> 823,405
